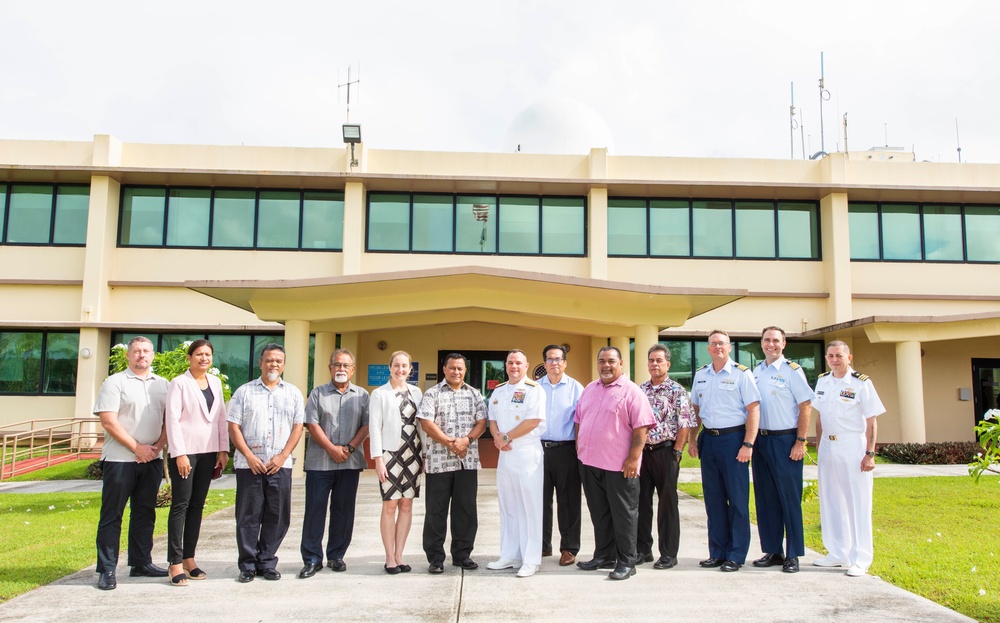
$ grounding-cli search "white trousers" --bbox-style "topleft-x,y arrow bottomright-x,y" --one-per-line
496,443 -> 544,566
817,434 -> 874,568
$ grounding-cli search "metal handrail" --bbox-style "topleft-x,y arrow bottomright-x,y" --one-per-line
1,417 -> 102,481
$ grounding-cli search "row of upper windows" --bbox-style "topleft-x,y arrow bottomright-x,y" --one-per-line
0,331 -> 79,395
119,188 -> 345,250
367,193 -> 586,255
608,199 -> 820,260
848,202 -> 1000,263
0,184 -> 90,246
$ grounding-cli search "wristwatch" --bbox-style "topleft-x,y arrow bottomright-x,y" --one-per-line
865,450 -> 876,457
502,434 -> 509,443
672,449 -> 683,461
796,437 -> 807,442
346,443 -> 356,454
742,441 -> 754,449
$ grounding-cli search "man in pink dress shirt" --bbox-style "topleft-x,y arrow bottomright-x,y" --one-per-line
574,346 -> 655,581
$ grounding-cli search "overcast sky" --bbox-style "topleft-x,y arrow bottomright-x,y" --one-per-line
2,1 -> 996,162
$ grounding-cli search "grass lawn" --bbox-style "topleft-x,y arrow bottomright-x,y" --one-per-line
3,459 -> 95,482
0,489 -> 237,602
679,477 -> 1000,623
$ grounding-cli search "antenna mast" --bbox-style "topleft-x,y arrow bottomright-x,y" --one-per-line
818,52 -> 831,153
956,118 -> 963,163
338,64 -> 361,123
789,82 -> 796,159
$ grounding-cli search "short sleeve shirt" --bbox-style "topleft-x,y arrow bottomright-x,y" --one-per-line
691,359 -> 762,428
574,375 -> 656,472
304,382 -> 371,471
417,381 -> 487,474
488,378 -> 546,447
753,357 -> 815,430
812,368 -> 885,436
226,377 -> 306,470
639,377 -> 697,444
93,370 -> 168,462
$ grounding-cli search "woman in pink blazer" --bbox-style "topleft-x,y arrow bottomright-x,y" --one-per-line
164,339 -> 228,586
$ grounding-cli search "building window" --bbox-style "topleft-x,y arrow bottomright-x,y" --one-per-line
661,338 -> 824,391
366,192 -> 586,256
0,331 -> 79,395
0,184 -> 89,246
849,202 -> 1000,263
609,198 -> 819,260
119,186 -> 344,251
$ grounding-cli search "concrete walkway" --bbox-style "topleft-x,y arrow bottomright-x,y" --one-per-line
0,467 -> 975,623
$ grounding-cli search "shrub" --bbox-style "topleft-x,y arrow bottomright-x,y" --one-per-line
876,441 -> 982,465
969,416 -> 1000,484
156,483 -> 172,508
85,460 -> 103,480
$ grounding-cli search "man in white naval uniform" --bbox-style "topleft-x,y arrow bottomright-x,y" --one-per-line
485,349 -> 546,578
811,340 -> 885,577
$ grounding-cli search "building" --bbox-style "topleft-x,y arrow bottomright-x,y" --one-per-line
2,134 -> 998,466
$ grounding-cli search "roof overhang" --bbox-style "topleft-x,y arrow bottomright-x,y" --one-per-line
802,311 -> 1000,343
186,266 -> 746,337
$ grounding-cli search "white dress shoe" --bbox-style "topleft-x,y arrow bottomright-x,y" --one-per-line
516,564 -> 538,578
812,556 -> 847,567
486,558 -> 520,570
846,565 -> 867,577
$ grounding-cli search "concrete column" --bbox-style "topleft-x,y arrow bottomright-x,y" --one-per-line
589,336 -> 608,382
895,341 -> 927,443
313,332 -> 337,391
820,192 -> 853,325
74,327 -> 111,449
283,320 -> 311,475
342,182 -> 366,275
588,187 -> 609,281
611,336 -> 631,381
633,325 -> 659,385
339,332 -> 360,359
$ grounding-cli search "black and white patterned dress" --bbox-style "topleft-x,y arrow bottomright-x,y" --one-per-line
381,390 -> 423,500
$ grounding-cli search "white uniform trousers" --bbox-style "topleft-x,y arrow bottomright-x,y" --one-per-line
817,433 -> 874,569
496,442 -> 544,566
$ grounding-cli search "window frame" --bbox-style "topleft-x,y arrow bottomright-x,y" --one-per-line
0,330 -> 79,396
0,183 -> 90,247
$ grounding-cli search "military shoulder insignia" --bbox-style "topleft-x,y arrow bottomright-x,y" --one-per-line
851,371 -> 869,382
818,371 -> 831,377
495,381 -> 508,388
698,363 -> 710,370
788,362 -> 801,370
736,364 -> 749,372
524,379 -> 539,387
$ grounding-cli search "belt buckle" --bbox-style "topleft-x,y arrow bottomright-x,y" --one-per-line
708,429 -> 719,436
828,435 -> 837,441
759,429 -> 769,436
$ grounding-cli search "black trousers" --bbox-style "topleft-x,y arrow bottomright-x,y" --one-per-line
637,445 -> 681,558
581,464 -> 640,566
300,469 -> 360,564
235,468 -> 293,572
422,470 -> 478,565
96,459 -> 163,573
167,452 -> 215,565
541,443 -> 581,555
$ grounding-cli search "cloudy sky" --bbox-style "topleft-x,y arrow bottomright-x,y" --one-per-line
2,1 -> 996,162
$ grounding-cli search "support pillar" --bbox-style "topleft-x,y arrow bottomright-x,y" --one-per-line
611,336 -> 631,381
283,320 -> 310,475
895,341 -> 927,443
633,325 -> 659,385
589,336 -> 608,382
313,332 -> 337,391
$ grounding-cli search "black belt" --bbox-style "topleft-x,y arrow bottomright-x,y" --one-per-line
703,425 -> 746,436
542,440 -> 574,448
643,439 -> 674,452
758,428 -> 797,436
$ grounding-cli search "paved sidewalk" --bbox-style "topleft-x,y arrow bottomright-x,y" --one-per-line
0,468 -> 975,623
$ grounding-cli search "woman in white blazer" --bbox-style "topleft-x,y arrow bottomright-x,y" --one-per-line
368,350 -> 423,574
164,339 -> 228,586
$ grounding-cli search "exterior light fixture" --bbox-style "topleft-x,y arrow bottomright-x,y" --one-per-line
342,124 -> 361,169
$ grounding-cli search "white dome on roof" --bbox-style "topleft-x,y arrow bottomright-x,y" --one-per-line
502,98 -> 615,155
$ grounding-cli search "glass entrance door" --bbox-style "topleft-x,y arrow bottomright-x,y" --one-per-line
972,358 -> 1000,425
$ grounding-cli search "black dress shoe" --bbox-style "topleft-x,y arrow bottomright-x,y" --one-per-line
720,560 -> 741,572
97,571 -> 117,590
653,556 -> 677,569
428,563 -> 444,574
636,551 -> 654,564
398,564 -> 412,573
542,549 -> 553,557
453,558 -> 479,570
752,553 -> 785,568
261,568 -> 281,581
782,557 -> 800,573
299,563 -> 323,578
699,557 -> 725,568
238,570 -> 255,583
327,559 -> 347,572
577,558 -> 616,571
608,564 -> 636,580
384,564 -> 401,575
129,563 -> 168,578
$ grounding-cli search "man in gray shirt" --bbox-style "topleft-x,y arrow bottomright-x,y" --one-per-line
298,348 -> 370,578
93,336 -> 170,590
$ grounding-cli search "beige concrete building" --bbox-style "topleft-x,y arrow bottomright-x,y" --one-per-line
2,135 -> 998,464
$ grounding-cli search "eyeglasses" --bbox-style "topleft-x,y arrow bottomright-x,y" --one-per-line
263,358 -> 285,364
330,362 -> 354,369
708,341 -> 730,348
545,358 -> 565,364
